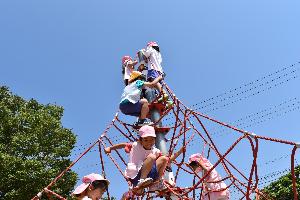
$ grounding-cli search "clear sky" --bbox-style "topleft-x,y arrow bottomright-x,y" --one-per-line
1,1 -> 300,199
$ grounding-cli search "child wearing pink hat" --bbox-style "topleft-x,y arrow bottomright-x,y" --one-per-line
119,71 -> 163,126
188,154 -> 230,200
72,173 -> 110,200
142,41 -> 168,102
121,55 -> 138,86
144,41 -> 164,80
105,125 -> 168,193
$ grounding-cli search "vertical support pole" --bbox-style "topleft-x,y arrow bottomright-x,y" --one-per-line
145,88 -> 167,155
192,176 -> 196,199
98,142 -> 111,200
291,145 -> 298,200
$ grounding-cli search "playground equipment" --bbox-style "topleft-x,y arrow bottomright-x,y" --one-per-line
31,80 -> 300,200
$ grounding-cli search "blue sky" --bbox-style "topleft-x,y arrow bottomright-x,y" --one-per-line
1,1 -> 300,199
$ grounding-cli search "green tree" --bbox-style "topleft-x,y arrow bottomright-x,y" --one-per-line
0,86 -> 77,200
262,165 -> 300,200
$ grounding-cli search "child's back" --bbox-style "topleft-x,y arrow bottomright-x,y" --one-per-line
189,154 -> 230,200
144,41 -> 163,74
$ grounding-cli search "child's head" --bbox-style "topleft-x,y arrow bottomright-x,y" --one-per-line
128,71 -> 146,83
189,161 -> 201,171
73,173 -> 110,199
138,125 -> 156,150
122,56 -> 137,74
147,41 -> 160,52
188,154 -> 205,173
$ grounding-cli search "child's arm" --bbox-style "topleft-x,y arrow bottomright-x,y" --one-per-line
127,60 -> 138,69
169,146 -> 186,162
143,75 -> 163,88
104,143 -> 127,154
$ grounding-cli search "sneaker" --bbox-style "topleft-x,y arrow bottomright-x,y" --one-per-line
137,177 -> 153,188
165,100 -> 174,109
134,119 -> 152,127
158,93 -> 169,103
148,180 -> 166,192
134,119 -> 146,126
169,194 -> 180,200
142,120 -> 153,125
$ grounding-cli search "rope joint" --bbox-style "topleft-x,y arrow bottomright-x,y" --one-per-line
245,131 -> 256,138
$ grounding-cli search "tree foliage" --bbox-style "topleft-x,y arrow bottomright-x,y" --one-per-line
0,86 -> 77,199
262,165 -> 300,200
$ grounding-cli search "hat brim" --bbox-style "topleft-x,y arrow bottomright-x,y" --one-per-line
103,179 -> 110,186
128,74 -> 145,83
72,183 -> 89,195
141,133 -> 156,138
126,60 -> 138,68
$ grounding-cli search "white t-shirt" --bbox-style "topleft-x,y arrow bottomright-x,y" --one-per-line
123,66 -> 134,80
144,46 -> 163,73
125,141 -> 161,179
120,80 -> 144,104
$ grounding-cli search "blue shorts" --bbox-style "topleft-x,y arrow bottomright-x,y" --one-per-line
119,101 -> 142,117
147,69 -> 162,81
130,162 -> 159,187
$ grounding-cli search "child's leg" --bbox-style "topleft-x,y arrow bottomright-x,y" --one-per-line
124,79 -> 129,86
148,70 -> 162,94
119,102 -> 143,117
140,154 -> 156,179
139,98 -> 149,120
155,82 -> 162,93
156,156 -> 168,179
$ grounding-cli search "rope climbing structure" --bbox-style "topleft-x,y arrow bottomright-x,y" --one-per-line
31,80 -> 299,200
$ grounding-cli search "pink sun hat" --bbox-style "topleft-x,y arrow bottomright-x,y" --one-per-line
72,173 -> 110,195
147,41 -> 158,47
138,125 -> 156,138
188,153 -> 212,169
122,55 -> 132,66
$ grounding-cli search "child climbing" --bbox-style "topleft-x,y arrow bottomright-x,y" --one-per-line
122,55 -> 138,86
136,49 -> 148,74
148,145 -> 186,192
142,41 -> 168,102
72,173 -> 110,200
119,71 -> 163,126
188,154 -> 230,200
104,125 -> 169,194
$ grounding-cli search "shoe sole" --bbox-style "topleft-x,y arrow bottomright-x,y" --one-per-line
166,103 -> 174,109
136,179 -> 153,189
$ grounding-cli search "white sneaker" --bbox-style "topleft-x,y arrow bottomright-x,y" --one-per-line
169,193 -> 180,200
148,180 -> 166,192
136,177 -> 153,188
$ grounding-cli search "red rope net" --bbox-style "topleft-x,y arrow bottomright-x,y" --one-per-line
31,82 -> 299,200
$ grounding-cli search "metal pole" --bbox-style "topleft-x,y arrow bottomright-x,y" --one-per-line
145,88 -> 168,155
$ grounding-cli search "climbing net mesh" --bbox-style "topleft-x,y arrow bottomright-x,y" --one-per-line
31,82 -> 299,200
